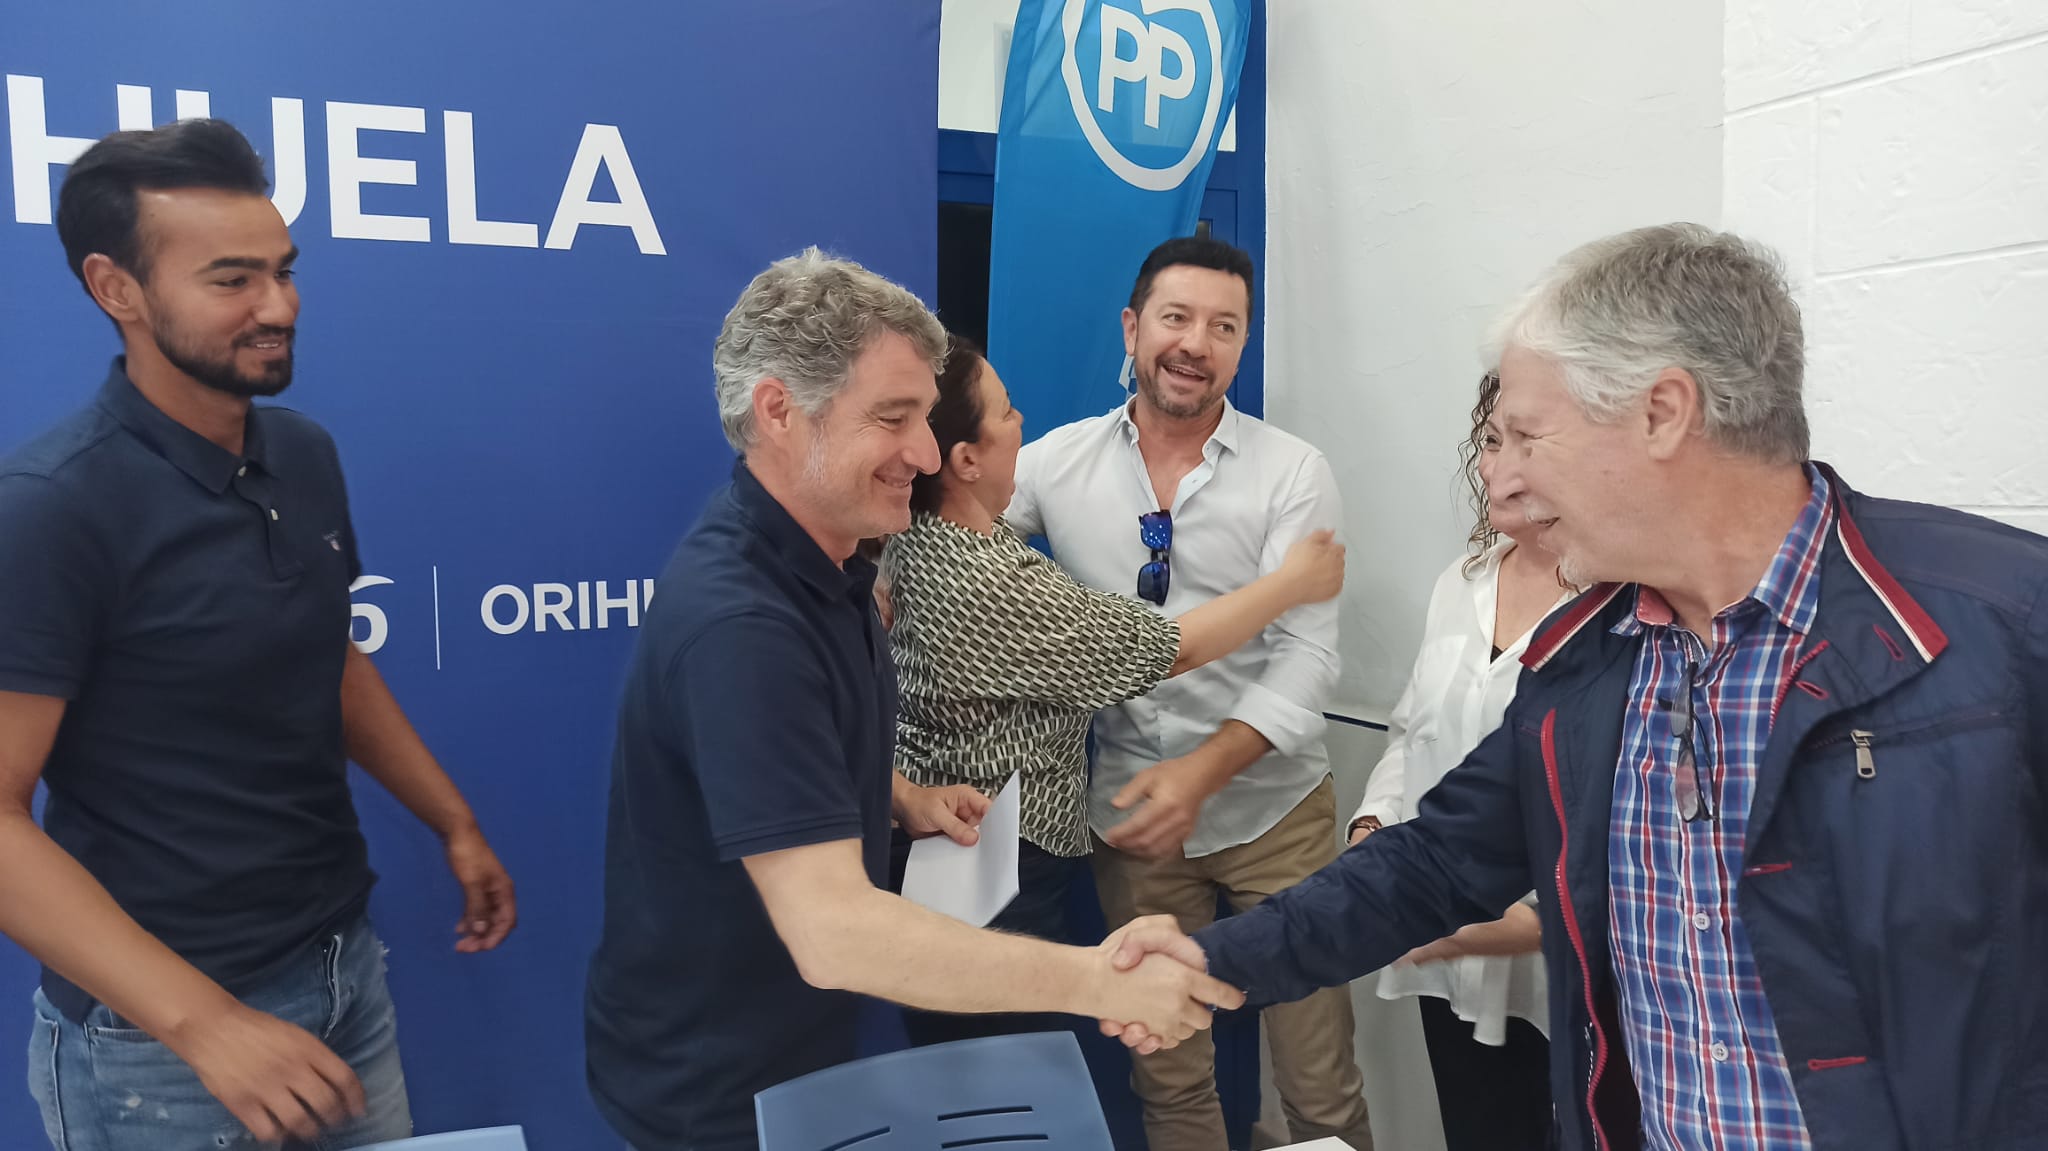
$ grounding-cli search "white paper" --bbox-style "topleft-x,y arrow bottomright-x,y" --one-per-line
899,773 -> 1020,927
1266,1140 -> 1357,1151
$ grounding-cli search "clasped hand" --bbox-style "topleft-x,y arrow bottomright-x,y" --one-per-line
1087,915 -> 1244,1054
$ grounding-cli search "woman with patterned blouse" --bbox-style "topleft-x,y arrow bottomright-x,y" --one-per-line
882,335 -> 1343,1046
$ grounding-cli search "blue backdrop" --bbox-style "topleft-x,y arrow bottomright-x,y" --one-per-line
0,2 -> 939,1146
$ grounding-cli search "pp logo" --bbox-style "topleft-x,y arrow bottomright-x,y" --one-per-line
1060,0 -> 1226,191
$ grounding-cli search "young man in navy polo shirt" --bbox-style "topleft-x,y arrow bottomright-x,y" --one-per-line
0,120 -> 518,1150
585,249 -> 1246,1151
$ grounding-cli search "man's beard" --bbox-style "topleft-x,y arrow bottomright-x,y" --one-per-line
152,311 -> 294,398
1136,356 -> 1222,420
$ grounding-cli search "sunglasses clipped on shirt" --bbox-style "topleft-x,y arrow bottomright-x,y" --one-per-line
1137,510 -> 1172,605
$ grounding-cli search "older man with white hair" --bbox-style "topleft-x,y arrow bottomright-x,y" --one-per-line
1109,223 -> 2048,1150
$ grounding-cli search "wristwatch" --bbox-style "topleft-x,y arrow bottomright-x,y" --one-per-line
1347,815 -> 1382,838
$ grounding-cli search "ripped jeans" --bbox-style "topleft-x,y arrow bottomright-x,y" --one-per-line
25,915 -> 412,1150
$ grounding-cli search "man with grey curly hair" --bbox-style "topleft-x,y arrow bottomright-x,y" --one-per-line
712,248 -> 946,442
1111,223 -> 2048,1151
587,249 -> 1245,1151
711,246 -> 948,537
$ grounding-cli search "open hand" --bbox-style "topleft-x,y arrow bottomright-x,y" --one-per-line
445,825 -> 517,953
1102,758 -> 1214,860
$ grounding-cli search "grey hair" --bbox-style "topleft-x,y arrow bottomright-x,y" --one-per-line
712,247 -> 947,453
1491,223 -> 1809,464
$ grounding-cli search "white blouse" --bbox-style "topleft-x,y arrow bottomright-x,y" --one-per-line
1351,541 -> 1568,1044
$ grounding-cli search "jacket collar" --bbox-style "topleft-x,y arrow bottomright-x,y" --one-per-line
1520,463 -> 1946,672
1521,582 -> 1629,672
1815,462 -> 1947,663
1743,465 -> 1950,842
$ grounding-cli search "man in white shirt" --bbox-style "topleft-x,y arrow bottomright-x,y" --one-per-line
1007,237 -> 1374,1151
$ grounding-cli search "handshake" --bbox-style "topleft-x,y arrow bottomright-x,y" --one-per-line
1082,915 -> 1244,1054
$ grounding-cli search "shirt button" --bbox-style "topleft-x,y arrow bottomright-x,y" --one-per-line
1693,912 -> 1711,931
269,508 -> 279,521
1711,1042 -> 1730,1062
236,465 -> 247,477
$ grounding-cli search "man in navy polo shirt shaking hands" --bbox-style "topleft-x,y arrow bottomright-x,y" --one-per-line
584,248 -> 1245,1151
0,119 -> 517,1150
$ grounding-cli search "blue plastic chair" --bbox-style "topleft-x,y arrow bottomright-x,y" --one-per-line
356,1126 -> 527,1151
756,1031 -> 1113,1151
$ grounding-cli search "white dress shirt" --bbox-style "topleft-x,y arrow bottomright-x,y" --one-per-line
1353,540 -> 1566,1043
1007,399 -> 1342,858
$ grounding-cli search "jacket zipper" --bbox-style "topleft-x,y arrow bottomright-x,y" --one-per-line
1542,709 -> 1611,1151
1811,708 -> 2001,753
1809,709 -> 2003,781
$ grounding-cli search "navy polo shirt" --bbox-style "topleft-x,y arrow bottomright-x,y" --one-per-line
0,360 -> 373,1019
585,461 -> 897,1151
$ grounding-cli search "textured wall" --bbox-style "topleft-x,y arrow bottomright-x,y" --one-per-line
1723,1 -> 2048,533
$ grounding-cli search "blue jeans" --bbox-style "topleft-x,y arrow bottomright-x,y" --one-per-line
25,915 -> 412,1150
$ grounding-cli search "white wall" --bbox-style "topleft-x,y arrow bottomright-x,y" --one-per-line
1262,2 -> 1725,715
1722,1 -> 2048,535
939,0 -> 1018,135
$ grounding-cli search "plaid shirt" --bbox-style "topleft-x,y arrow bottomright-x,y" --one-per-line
1607,465 -> 1832,1150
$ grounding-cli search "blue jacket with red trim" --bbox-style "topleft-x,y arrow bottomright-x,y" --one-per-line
1195,468 -> 2048,1150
